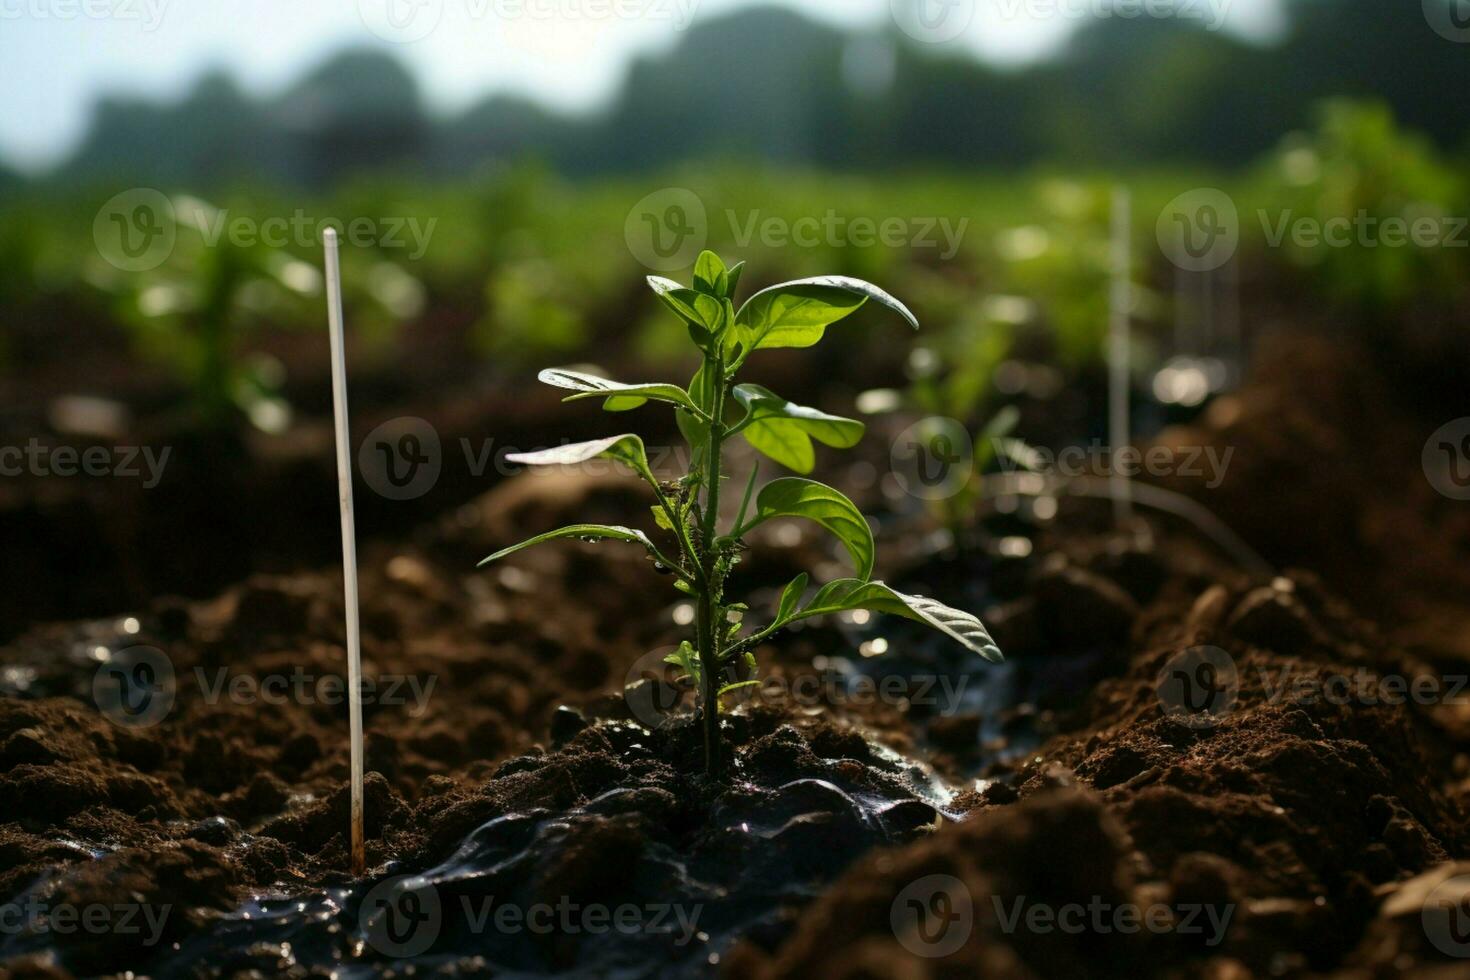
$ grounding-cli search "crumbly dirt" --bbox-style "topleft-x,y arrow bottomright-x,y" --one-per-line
1,331 -> 1469,978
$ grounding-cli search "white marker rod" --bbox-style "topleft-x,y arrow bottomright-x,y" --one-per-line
1108,187 -> 1133,527
323,228 -> 366,876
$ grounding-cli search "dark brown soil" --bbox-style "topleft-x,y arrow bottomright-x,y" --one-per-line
1,331 -> 1468,978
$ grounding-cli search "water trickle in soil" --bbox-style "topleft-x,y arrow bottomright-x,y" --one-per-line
135,718 -> 959,977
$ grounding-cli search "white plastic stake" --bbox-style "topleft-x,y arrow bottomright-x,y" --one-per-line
1221,254 -> 1241,387
323,228 -> 365,876
1108,187 -> 1133,527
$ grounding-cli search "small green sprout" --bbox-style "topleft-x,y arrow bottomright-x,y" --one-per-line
481,251 -> 1002,778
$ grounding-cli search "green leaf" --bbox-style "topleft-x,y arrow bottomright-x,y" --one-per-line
973,406 -> 1020,469
537,368 -> 700,414
664,640 -> 700,685
676,410 -> 706,456
734,276 -> 919,352
676,365 -> 711,454
479,524 -> 656,567
791,579 -> 1002,661
506,434 -> 654,483
648,275 -> 724,348
646,276 -> 701,321
744,478 -> 874,579
693,251 -> 728,298
989,436 -> 1043,474
732,383 -> 864,474
725,261 -> 746,299
775,572 -> 809,623
717,680 -> 760,707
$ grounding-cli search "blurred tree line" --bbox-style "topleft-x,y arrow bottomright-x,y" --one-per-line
22,0 -> 1470,190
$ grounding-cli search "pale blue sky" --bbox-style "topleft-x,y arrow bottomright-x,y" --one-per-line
0,0 -> 1285,173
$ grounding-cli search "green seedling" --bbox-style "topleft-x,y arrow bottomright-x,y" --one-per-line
105,197 -> 319,430
480,251 -> 1001,778
103,195 -> 418,432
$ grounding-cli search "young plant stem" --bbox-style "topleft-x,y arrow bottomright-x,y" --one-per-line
696,353 -> 728,778
695,589 -> 721,777
482,253 -> 999,780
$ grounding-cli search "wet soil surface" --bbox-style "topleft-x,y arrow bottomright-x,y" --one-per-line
2,332 -> 1469,978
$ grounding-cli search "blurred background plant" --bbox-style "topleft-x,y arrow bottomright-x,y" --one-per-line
86,196 -> 323,430
1252,100 -> 1467,315
0,0 -> 1465,436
